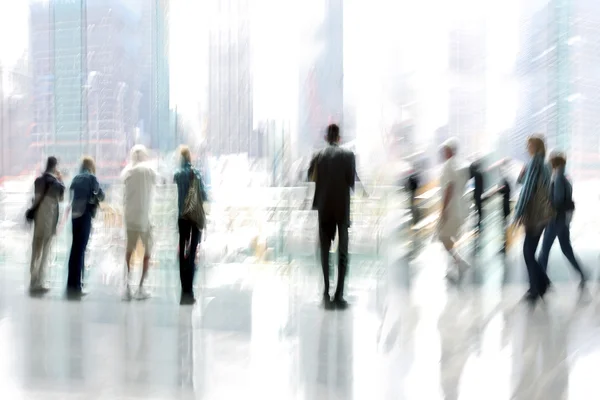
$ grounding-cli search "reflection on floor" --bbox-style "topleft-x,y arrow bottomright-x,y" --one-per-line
0,232 -> 599,399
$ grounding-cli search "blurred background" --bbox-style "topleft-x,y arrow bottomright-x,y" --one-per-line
1,0 -> 600,291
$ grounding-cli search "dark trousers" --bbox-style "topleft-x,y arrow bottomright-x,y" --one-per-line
178,218 -> 201,295
523,226 -> 550,296
67,213 -> 92,291
538,218 -> 585,280
474,196 -> 483,231
318,213 -> 349,299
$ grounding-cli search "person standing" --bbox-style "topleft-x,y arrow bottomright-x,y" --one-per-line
498,159 -> 512,254
537,152 -> 586,289
437,138 -> 470,282
407,167 -> 420,225
513,135 -> 553,304
308,124 -> 356,310
469,160 -> 484,232
28,156 -> 65,293
174,146 -> 208,305
67,156 -> 105,297
121,145 -> 158,300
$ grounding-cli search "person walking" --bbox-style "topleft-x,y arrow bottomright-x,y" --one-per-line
121,145 -> 158,300
27,156 -> 65,293
174,146 -> 208,305
308,124 -> 356,310
437,138 -> 470,283
67,156 -> 105,297
513,135 -> 554,304
537,151 -> 586,289
498,159 -> 512,254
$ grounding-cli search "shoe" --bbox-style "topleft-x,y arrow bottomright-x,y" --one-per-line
180,293 -> 196,305
322,294 -> 334,310
122,286 -> 132,301
66,288 -> 88,299
333,296 -> 349,310
29,286 -> 50,295
135,287 -> 151,301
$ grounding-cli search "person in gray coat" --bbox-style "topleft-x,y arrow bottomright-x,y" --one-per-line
29,156 -> 65,292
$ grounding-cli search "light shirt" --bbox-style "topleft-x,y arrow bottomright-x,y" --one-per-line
121,161 -> 157,231
440,157 -> 469,220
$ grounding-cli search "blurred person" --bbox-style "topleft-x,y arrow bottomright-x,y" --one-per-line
537,152 -> 586,289
308,124 -> 356,310
121,145 -> 158,301
67,156 -> 105,297
27,156 -> 65,293
498,159 -> 512,254
437,138 -> 470,282
174,145 -> 208,305
469,160 -> 484,232
407,167 -> 420,225
513,135 -> 553,304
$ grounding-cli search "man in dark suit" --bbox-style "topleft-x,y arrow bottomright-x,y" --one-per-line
308,124 -> 356,310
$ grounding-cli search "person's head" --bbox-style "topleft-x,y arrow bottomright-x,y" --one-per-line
179,145 -> 192,166
549,152 -> 567,171
81,156 -> 96,174
130,144 -> 149,165
45,156 -> 58,173
527,135 -> 546,158
325,124 -> 340,145
440,137 -> 459,161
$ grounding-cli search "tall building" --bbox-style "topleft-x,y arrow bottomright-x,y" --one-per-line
447,22 -> 487,158
207,0 -> 253,157
30,0 -> 142,181
0,59 -> 32,177
297,0 -> 343,155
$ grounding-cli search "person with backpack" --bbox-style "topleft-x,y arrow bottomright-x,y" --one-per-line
537,151 -> 586,289
27,156 -> 65,293
174,145 -> 208,305
67,156 -> 105,297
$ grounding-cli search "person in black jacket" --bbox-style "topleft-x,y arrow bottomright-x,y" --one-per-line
308,124 -> 356,310
498,159 -> 512,254
469,161 -> 484,232
537,152 -> 586,289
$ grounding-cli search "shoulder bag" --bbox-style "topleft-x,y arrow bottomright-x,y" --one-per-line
182,170 -> 206,229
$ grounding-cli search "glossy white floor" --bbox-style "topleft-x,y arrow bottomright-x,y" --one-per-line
0,236 -> 599,400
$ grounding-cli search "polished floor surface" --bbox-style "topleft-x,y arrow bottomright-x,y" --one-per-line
0,228 -> 599,399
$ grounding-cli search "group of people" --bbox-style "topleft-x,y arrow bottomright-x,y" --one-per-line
437,134 -> 583,303
27,145 -> 208,305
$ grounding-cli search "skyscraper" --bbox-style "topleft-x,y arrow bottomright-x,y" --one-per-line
207,0 -> 253,157
30,0 -> 142,180
297,0 -> 343,156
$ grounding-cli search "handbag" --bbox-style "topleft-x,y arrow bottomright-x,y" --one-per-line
25,179 -> 50,222
182,171 -> 206,229
522,178 -> 555,228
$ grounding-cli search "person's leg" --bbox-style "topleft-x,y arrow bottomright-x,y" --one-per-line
30,236 -> 44,289
38,236 -> 53,289
556,220 -> 586,282
537,221 -> 557,274
318,215 -> 334,299
79,214 -> 92,289
334,222 -> 349,306
178,219 -> 189,293
124,230 -> 137,299
67,218 -> 83,290
139,228 -> 153,289
523,227 -> 546,298
188,226 -> 201,294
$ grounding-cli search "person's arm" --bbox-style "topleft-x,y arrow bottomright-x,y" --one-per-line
308,153 -> 318,182
197,170 -> 208,202
442,183 -> 454,218
347,153 -> 356,192
513,160 -> 539,220
93,176 -> 105,202
552,175 -> 565,209
32,178 -> 44,206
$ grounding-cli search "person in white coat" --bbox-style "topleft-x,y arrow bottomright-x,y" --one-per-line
121,145 -> 158,300
438,138 -> 470,281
